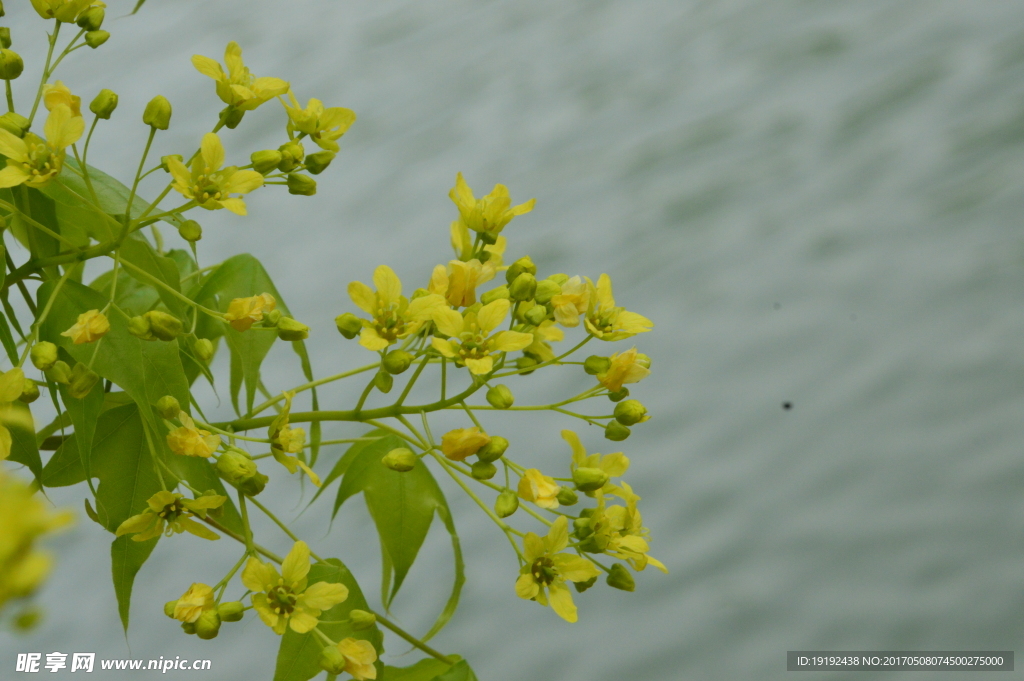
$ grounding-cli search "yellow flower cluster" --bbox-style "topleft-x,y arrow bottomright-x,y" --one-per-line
116,491 -> 226,542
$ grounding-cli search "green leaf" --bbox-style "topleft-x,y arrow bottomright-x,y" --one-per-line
131,0 -> 147,14
308,430 -> 386,508
433,661 -> 478,681
111,535 -> 157,635
7,402 -> 42,484
382,658 -> 461,681
39,279 -> 189,431
41,436 -> 84,487
165,456 -> 245,538
335,435 -> 465,639
118,237 -> 185,319
42,158 -> 181,227
58,375 -> 105,490
192,254 -> 292,414
273,558 -> 383,681
90,268 -> 160,317
0,310 -> 18,364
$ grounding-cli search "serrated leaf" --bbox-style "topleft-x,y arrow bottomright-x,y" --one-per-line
191,254 -> 292,415
273,558 -> 383,681
39,279 -> 189,431
335,435 -> 465,639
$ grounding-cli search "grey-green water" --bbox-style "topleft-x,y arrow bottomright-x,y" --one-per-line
3,1 -> 1024,679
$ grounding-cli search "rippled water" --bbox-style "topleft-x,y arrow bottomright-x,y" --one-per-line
4,1 -> 1024,679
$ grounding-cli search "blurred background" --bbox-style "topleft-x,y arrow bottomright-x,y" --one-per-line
2,0 -> 1024,679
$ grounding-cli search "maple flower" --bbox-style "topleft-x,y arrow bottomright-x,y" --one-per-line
596,347 -> 650,393
166,412 -> 221,458
115,491 -> 225,542
517,468 -> 560,510
242,541 -> 349,635
550,276 -> 590,328
42,81 -> 81,117
172,583 -> 216,623
514,517 -> 600,623
191,41 -> 289,111
268,392 -> 320,486
440,427 -> 491,462
584,274 -> 653,341
167,133 -> 264,215
428,258 -> 499,309
449,172 -> 535,237
30,0 -> 94,22
282,93 -> 356,152
223,293 -> 276,332
0,104 -> 84,189
60,309 -> 109,344
323,638 -> 378,681
348,265 -> 446,351
431,299 -> 533,375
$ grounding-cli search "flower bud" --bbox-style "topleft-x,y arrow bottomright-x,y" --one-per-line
181,621 -> 197,635
607,387 -> 629,402
635,353 -> 651,369
534,279 -> 561,305
77,6 -> 104,30
572,467 -> 609,493
546,273 -> 569,286
194,338 -> 214,363
262,309 -> 282,327
614,399 -> 648,426
604,421 -> 630,442
84,30 -> 109,48
485,384 -> 514,410
156,395 -> 180,420
164,600 -> 178,618
505,256 -> 537,285
160,154 -> 183,172
0,49 -> 22,80
0,28 -> 10,49
30,341 -> 58,371
479,285 -> 509,305
216,449 -> 268,496
177,219 -> 202,242
143,95 -> 172,130
572,517 -> 592,539
304,150 -> 335,175
574,575 -> 598,593
556,486 -> 578,506
471,460 -> 496,480
476,435 -> 508,463
195,609 -> 221,640
88,88 -> 118,119
348,609 -> 376,630
319,646 -> 347,675
335,312 -> 362,339
144,310 -> 183,341
606,563 -> 635,592
0,3 -> 4,17
277,141 -> 305,171
584,355 -> 611,376
382,447 -> 417,472
250,149 -> 282,174
374,369 -> 393,394
516,356 -> 538,375
19,378 -> 39,404
127,315 -> 154,340
494,489 -> 519,518
523,305 -> 547,326
0,111 -> 28,137
508,273 -> 537,302
217,602 -> 244,622
287,173 -> 317,196
382,349 -> 414,375
47,360 -> 71,384
67,363 -> 100,399
277,317 -> 309,341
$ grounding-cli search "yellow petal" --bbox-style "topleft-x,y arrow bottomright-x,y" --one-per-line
596,274 -> 615,309
201,133 -> 225,172
552,554 -> 600,583
476,299 -> 509,334
348,281 -> 377,315
300,581 -> 349,610
218,198 -> 248,215
523,533 -> 545,561
428,264 -> 448,296
0,424 -> 11,460
547,582 -> 578,622
241,557 -> 274,593
282,540 -> 311,586
0,129 -> 27,162
224,41 -> 245,80
373,265 -> 402,305
0,165 -> 28,189
358,327 -> 390,351
288,608 -> 320,634
560,430 -> 587,466
191,54 -> 224,80
545,516 -> 569,553
515,573 -> 539,600
432,307 -> 464,338
178,517 -> 220,540
0,367 -> 24,402
222,169 -> 264,195
431,336 -> 457,358
464,356 -> 494,375
115,512 -> 155,537
251,593 -> 279,629
489,330 -> 533,352
512,198 -> 536,216
600,452 -> 630,477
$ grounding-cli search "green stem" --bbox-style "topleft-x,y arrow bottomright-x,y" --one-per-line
246,495 -> 327,563
493,335 -> 593,378
244,362 -> 378,419
5,81 -> 12,113
237,492 -> 256,556
203,516 -> 282,563
28,22 -> 60,126
371,611 -> 456,665
120,127 -> 157,241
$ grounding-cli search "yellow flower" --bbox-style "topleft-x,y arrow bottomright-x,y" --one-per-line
42,81 -> 81,117
584,274 -> 653,341
330,638 -> 378,681
30,0 -> 93,22
223,293 -> 276,332
562,430 -> 629,483
449,172 -> 535,237
522,315 -> 564,363
166,412 -> 221,458
348,265 -> 446,351
449,219 -> 507,263
550,276 -> 590,328
268,391 -> 320,486
167,133 -> 264,215
242,541 -> 349,635
593,484 -> 667,573
431,299 -> 533,375
281,93 -> 356,152
514,517 -> 600,623
172,583 -> 215,623
0,469 -> 72,612
60,309 -> 109,344
517,468 -> 560,510
115,491 -> 225,542
0,368 -> 31,462
596,347 -> 650,393
0,104 -> 84,189
440,427 -> 490,462
191,42 -> 289,111
428,258 -> 499,308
